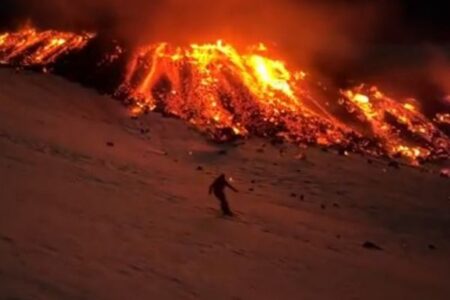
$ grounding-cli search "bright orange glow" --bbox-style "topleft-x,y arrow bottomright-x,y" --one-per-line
118,41 -> 449,163
435,113 -> 450,125
340,85 -> 448,161
117,40 -> 349,146
1,26 -> 449,164
0,25 -> 94,66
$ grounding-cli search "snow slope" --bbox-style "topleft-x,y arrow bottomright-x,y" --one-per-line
0,68 -> 449,300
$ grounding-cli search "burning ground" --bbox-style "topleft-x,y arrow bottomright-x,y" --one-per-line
1,67 -> 450,299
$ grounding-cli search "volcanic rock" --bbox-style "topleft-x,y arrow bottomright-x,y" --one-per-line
440,168 -> 449,178
338,148 -> 349,156
295,153 -> 306,160
362,241 -> 383,251
388,161 -> 400,169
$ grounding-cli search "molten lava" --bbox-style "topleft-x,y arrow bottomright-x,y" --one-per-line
1,26 -> 449,164
0,25 -> 94,66
118,40 -> 449,162
340,86 -> 449,161
435,113 -> 450,126
117,40 -> 349,146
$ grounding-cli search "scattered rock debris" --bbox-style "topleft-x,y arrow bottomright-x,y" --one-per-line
338,148 -> 349,156
300,194 -> 305,201
0,235 -> 14,244
248,188 -> 254,192
440,168 -> 449,178
367,159 -> 373,164
106,141 -> 115,147
218,150 -> 227,155
428,244 -> 436,250
388,161 -> 400,169
196,166 -> 204,171
295,153 -> 306,160
362,241 -> 383,251
321,204 -> 326,210
271,138 -> 284,146
290,193 -> 297,198
333,203 -> 340,208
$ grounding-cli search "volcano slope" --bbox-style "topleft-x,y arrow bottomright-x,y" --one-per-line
0,68 -> 449,300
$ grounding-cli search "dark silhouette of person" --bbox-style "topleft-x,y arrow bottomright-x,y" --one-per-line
209,174 -> 238,216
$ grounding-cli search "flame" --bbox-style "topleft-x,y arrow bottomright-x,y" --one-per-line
0,25 -> 94,66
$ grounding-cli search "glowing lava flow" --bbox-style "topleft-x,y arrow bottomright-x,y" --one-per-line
0,26 -> 449,163
0,26 -> 94,66
118,40 -> 449,162
117,40 -> 351,146
340,86 -> 449,161
435,113 -> 450,126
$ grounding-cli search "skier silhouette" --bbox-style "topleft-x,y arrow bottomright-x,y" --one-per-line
209,174 -> 238,216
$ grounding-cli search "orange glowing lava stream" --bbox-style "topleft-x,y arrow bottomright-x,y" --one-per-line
435,113 -> 450,126
119,40 -> 449,162
1,26 -> 449,163
118,40 -> 351,144
340,85 -> 449,161
0,26 -> 94,66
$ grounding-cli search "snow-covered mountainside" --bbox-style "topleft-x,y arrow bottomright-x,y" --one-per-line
0,69 -> 449,299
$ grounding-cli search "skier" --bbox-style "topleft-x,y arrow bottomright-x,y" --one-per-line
209,174 -> 238,216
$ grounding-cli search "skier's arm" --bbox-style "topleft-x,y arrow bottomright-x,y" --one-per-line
226,181 -> 239,193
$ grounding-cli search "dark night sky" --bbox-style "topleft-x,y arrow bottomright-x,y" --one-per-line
400,0 -> 450,42
0,0 -> 449,43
